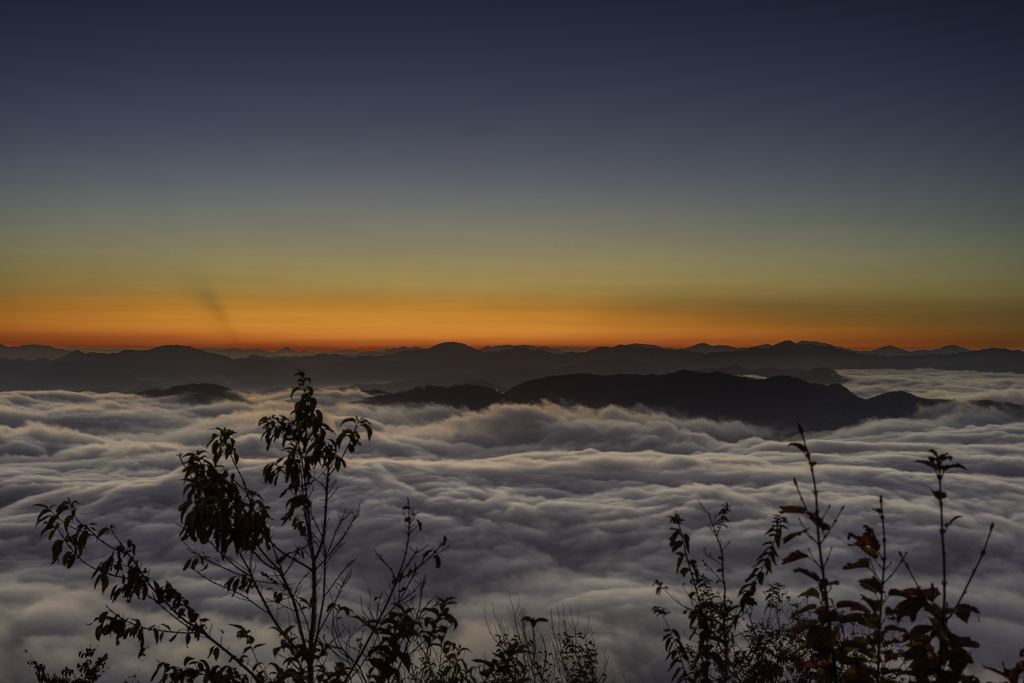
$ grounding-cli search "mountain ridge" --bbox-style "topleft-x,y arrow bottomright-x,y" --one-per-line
360,369 -> 1021,433
0,342 -> 1021,393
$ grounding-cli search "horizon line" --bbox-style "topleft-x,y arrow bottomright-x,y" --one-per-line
3,340 -> 1015,354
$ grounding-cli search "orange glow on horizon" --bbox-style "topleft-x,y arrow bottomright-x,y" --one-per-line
4,280 -> 1022,352
4,319 -> 1020,353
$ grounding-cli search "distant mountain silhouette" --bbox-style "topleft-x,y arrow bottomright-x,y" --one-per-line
868,345 -> 915,357
0,357 -> 141,391
199,347 -> 283,359
362,370 -> 955,432
480,345 -> 572,354
865,345 -> 972,357
137,383 -> 245,404
366,384 -> 502,411
701,366 -> 845,385
684,343 -> 743,353
1,341 -> 1021,393
0,344 -> 69,361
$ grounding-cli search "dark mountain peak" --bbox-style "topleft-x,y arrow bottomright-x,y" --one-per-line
363,384 -> 501,411
145,345 -> 213,356
971,399 -> 1024,416
0,344 -> 70,361
202,347 -> 278,359
428,342 -> 480,354
796,340 -> 841,349
685,343 -> 740,353
867,345 -> 911,357
588,344 -> 686,358
863,345 -> 971,357
118,345 -> 232,365
761,372 -> 854,397
138,383 -> 245,404
929,345 -> 971,355
277,346 -> 295,353
705,365 -> 846,385
480,345 -> 566,354
362,368 -> 948,432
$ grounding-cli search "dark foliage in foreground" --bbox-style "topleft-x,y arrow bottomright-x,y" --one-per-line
33,373 -> 608,683
32,376 -> 1024,682
27,647 -> 138,683
653,425 -> 1023,683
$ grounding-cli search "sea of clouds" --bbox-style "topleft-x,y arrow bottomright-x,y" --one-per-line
1,369 -> 1023,681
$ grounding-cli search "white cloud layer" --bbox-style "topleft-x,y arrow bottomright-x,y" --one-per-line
841,368 -> 1024,403
1,370 -> 1023,681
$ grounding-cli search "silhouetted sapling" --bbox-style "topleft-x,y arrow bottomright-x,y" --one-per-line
35,372 -> 458,683
656,425 -> 1022,683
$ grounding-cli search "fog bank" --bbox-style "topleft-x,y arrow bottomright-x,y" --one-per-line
1,370 -> 1022,680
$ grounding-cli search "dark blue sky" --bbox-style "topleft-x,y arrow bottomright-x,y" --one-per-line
5,3 -> 1021,205
2,3 -> 1023,348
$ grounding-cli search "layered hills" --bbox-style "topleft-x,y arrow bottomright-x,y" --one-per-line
361,370 -> 965,432
0,341 -> 1022,394
4,341 -> 1021,431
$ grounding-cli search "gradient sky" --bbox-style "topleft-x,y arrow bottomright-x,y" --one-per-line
2,3 -> 1022,350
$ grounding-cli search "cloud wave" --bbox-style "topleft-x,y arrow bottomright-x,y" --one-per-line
1,372 -> 1023,681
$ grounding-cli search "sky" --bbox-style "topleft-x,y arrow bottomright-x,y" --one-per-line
2,3 -> 1023,350
2,370 -> 1023,681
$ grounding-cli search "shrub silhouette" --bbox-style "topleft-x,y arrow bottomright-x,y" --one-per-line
474,606 -> 608,683
36,372 -> 461,682
33,373 -> 610,683
26,647 -> 138,683
652,502 -> 811,683
655,424 -> 1023,683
